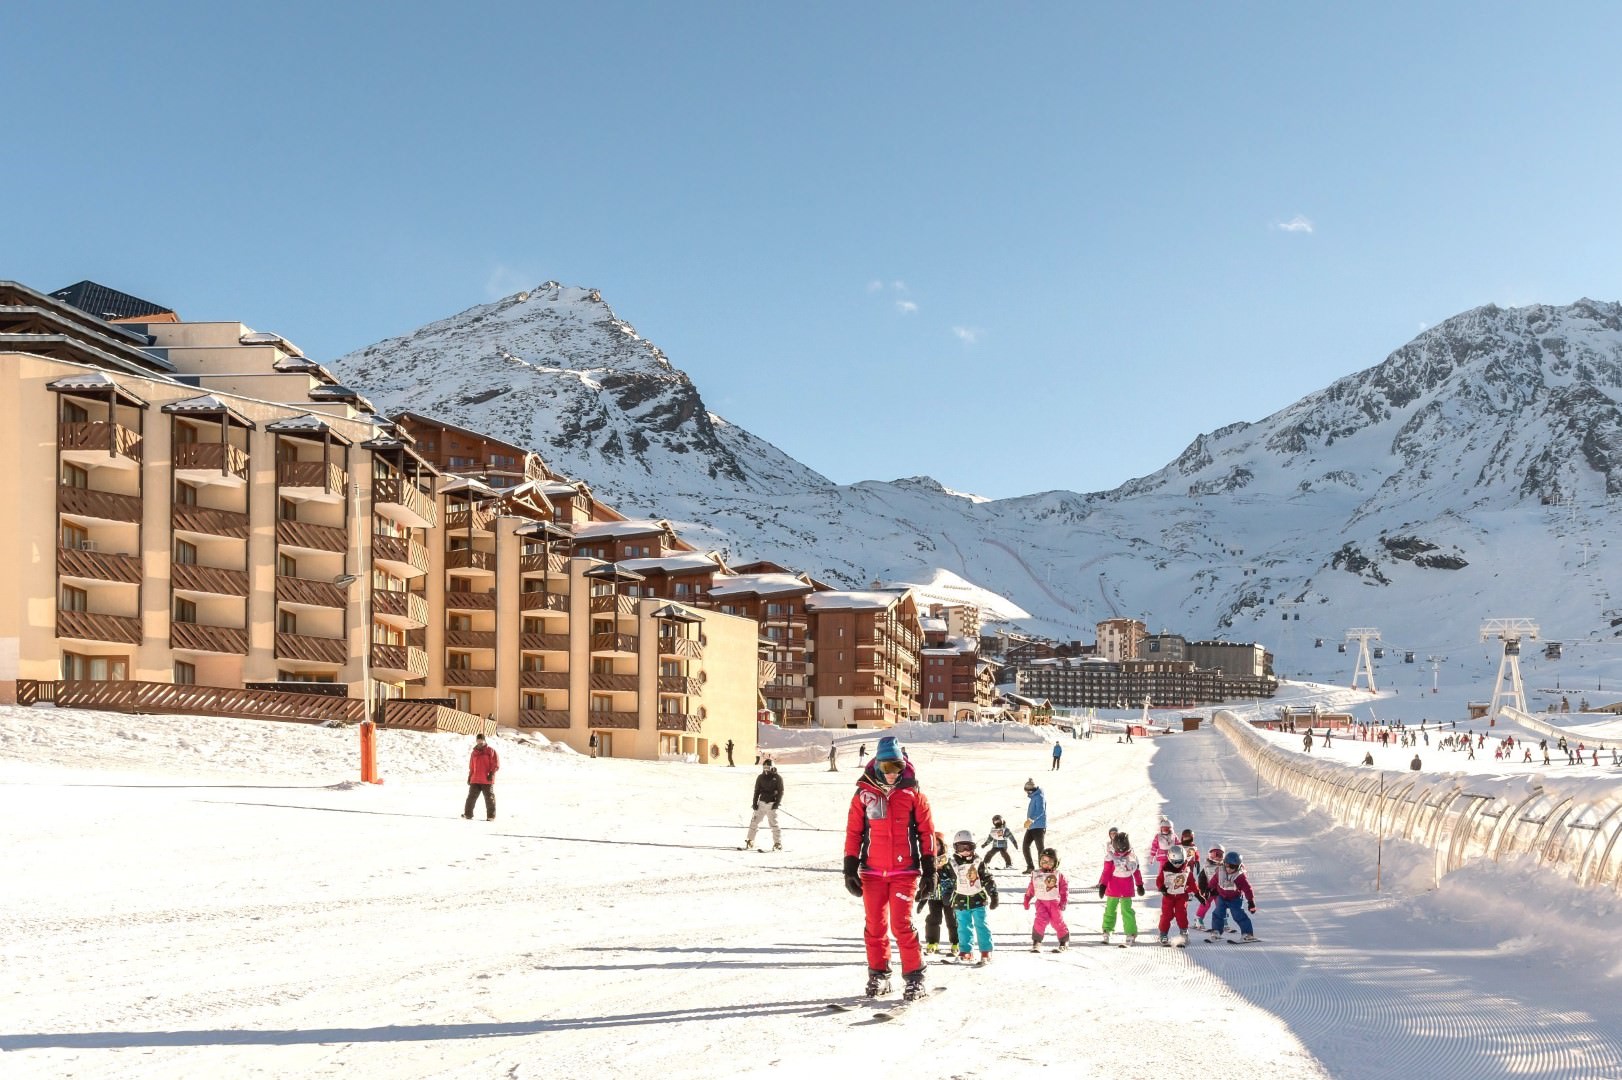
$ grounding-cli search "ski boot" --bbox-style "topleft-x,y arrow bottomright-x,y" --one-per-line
925,942 -> 939,955
1055,934 -> 1069,953
1240,933 -> 1257,942
864,969 -> 892,998
1030,935 -> 1042,953
1101,931 -> 1112,946
740,840 -> 755,851
1178,932 -> 1190,947
902,970 -> 926,1002
772,842 -> 782,851
1157,933 -> 1170,946
976,951 -> 993,966
1123,935 -> 1137,947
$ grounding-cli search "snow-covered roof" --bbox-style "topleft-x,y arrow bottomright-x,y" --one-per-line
920,616 -> 949,634
265,413 -> 351,443
803,590 -> 900,612
439,475 -> 500,497
573,519 -> 669,540
47,369 -> 119,390
239,330 -> 304,355
160,394 -> 254,427
537,480 -> 586,498
706,573 -> 812,598
615,553 -> 724,575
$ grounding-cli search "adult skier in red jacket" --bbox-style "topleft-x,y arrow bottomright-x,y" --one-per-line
463,733 -> 499,821
843,735 -> 936,1001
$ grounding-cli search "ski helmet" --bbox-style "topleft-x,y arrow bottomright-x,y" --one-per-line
1166,845 -> 1187,868
993,814 -> 1004,826
953,829 -> 976,849
1158,816 -> 1172,832
1040,847 -> 1061,869
1224,850 -> 1241,868
1208,844 -> 1225,859
1112,832 -> 1131,854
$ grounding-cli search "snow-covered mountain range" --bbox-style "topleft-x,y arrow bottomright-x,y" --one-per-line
337,288 -> 1622,676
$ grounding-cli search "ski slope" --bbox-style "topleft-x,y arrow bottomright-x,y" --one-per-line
3,696 -> 1621,1079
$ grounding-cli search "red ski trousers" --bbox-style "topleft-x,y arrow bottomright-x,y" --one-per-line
861,872 -> 923,975
1158,893 -> 1192,934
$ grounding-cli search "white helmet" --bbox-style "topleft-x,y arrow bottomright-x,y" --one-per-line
953,830 -> 975,848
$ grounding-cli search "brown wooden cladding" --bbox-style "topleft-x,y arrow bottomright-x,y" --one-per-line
277,518 -> 347,553
444,590 -> 496,611
518,591 -> 569,613
589,672 -> 638,693
659,637 -> 704,660
589,633 -> 639,654
763,682 -> 804,698
380,700 -> 485,733
58,484 -> 143,524
277,460 -> 346,496
444,628 -> 497,650
275,631 -> 348,665
277,574 -> 348,609
520,671 -> 570,690
372,589 -> 429,625
659,676 -> 705,696
519,551 -> 568,575
520,632 -> 570,651
173,441 -> 249,480
371,533 -> 429,573
588,711 -> 639,729
656,713 -> 703,733
32,679 -> 362,724
171,620 -> 249,655
173,504 -> 251,540
589,594 -> 639,617
443,667 -> 497,687
173,561 -> 251,597
444,505 -> 493,532
371,643 -> 429,679
57,545 -> 143,585
56,609 -> 143,645
59,420 -> 143,463
445,548 -> 496,572
517,708 -> 570,729
373,474 -> 437,526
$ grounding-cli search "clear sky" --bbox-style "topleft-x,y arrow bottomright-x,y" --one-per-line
12,3 -> 1622,499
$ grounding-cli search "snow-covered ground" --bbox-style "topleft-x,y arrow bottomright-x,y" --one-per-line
5,684 -> 1622,1079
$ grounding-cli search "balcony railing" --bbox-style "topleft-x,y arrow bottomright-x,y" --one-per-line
589,672 -> 638,693
171,620 -> 249,655
445,548 -> 496,573
19,679 -> 362,725
854,707 -> 898,725
587,710 -> 639,729
373,474 -> 437,527
57,545 -> 142,585
445,590 -> 496,611
658,676 -> 704,696
277,460 -> 346,497
659,637 -> 704,660
445,628 -> 497,650
378,699 -> 485,734
519,551 -> 568,575
443,667 -> 497,688
589,594 -> 639,617
173,561 -> 251,598
370,643 -> 429,679
656,713 -> 704,733
56,609 -> 143,645
757,660 -> 777,686
444,505 -> 494,533
275,631 -> 349,665
780,708 -> 812,726
521,671 -> 570,690
372,533 -> 429,574
372,589 -> 429,626
764,683 -> 805,699
58,484 -> 142,524
589,633 -> 639,655
277,574 -> 348,609
276,518 -> 346,553
173,504 -> 251,541
59,420 -> 143,463
520,632 -> 570,651
519,591 -> 569,613
518,708 -> 571,729
173,441 -> 249,481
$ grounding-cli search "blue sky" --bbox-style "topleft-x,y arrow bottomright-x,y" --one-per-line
12,3 -> 1622,499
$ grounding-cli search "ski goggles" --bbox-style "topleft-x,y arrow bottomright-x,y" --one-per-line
877,759 -> 904,775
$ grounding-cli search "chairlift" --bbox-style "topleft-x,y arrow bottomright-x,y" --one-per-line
1314,638 -> 1324,648
1403,651 -> 1415,663
1372,647 -> 1385,659
1337,643 -> 1347,653
1545,642 -> 1563,660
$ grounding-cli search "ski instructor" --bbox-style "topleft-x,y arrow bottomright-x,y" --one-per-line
843,735 -> 936,1003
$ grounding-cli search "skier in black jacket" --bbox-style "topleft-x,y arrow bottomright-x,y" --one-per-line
742,759 -> 785,850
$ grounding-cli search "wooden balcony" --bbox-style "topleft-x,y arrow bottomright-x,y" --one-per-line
443,667 -> 497,688
380,699 -> 485,733
59,420 -> 142,464
445,590 -> 496,611
589,594 -> 639,617
780,708 -> 812,726
372,588 -> 428,627
173,441 -> 249,482
275,631 -> 348,665
757,660 -> 777,686
764,683 -> 806,699
519,551 -> 568,575
518,708 -> 571,729
589,672 -> 638,693
277,518 -> 347,554
372,533 -> 429,575
171,620 -> 249,655
520,632 -> 570,652
444,505 -> 494,533
173,504 -> 251,541
656,713 -> 704,733
658,675 -> 705,696
370,643 -> 429,680
56,609 -> 143,645
20,679 -> 362,725
373,474 -> 437,528
445,548 -> 496,573
277,460 -> 346,499
58,484 -> 142,524
659,637 -> 704,660
57,545 -> 142,585
519,590 -> 569,613
445,628 -> 497,650
521,670 -> 570,690
277,574 -> 348,609
173,561 -> 251,598
587,711 -> 639,730
589,632 -> 639,655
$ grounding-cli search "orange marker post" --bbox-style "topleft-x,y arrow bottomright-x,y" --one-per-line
359,720 -> 381,784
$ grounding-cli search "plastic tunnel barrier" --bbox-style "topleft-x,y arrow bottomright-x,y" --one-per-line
1213,711 -> 1622,894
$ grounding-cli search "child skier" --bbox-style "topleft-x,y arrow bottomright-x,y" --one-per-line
1024,847 -> 1069,951
917,832 -> 960,955
946,830 -> 998,964
1155,844 -> 1200,946
1147,817 -> 1177,871
1206,850 -> 1257,942
1096,831 -> 1145,945
981,814 -> 1018,868
1194,844 -> 1224,930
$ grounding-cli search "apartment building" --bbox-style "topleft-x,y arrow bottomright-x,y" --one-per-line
803,590 -> 922,728
0,280 -> 757,764
705,567 -> 818,727
1096,618 -> 1147,662
1014,657 -> 1223,709
918,603 -> 997,722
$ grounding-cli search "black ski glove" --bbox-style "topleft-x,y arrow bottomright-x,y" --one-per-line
988,893 -> 999,910
1096,883 -> 1105,899
1136,884 -> 1145,897
1159,886 -> 1169,895
843,855 -> 863,898
919,861 -> 936,898
1248,903 -> 1257,913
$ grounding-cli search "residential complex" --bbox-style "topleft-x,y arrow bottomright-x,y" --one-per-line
1007,619 -> 1277,708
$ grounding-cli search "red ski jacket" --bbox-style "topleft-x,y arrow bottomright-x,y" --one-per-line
468,744 -> 499,785
844,761 -> 936,877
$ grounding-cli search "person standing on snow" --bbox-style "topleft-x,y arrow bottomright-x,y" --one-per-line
1205,850 -> 1257,942
1154,845 -> 1199,946
1096,831 -> 1145,945
843,735 -> 936,1002
742,759 -> 784,851
462,733 -> 499,821
724,738 -> 735,767
1051,742 -> 1063,770
981,814 -> 1017,868
1147,817 -> 1177,872
1025,847 -> 1070,952
1021,779 -> 1048,873
916,831 -> 960,956
945,830 -> 998,964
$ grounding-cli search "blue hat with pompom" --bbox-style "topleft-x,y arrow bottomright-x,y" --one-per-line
874,735 -> 903,763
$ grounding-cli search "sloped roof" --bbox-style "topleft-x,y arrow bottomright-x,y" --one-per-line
615,552 -> 725,575
160,394 -> 254,428
50,280 -> 174,322
706,572 -> 813,598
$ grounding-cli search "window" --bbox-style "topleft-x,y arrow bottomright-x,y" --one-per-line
277,552 -> 296,577
447,652 -> 471,670
174,661 -> 196,685
278,610 -> 297,634
61,400 -> 90,424
62,463 -> 89,489
674,582 -> 690,597
174,598 -> 197,624
176,540 -> 198,566
174,482 -> 198,506
522,692 -> 544,710
591,658 -> 615,674
448,614 -> 472,631
449,577 -> 472,592
590,695 -> 613,712
279,497 -> 297,521
61,522 -> 89,550
450,690 -> 472,712
174,423 -> 198,445
522,617 -> 543,634
63,652 -> 128,681
60,585 -> 88,612
278,670 -> 336,683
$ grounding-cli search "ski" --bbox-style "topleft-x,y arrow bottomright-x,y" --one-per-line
871,986 -> 945,1021
1227,937 -> 1261,944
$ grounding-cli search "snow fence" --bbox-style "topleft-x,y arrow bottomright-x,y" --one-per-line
1214,710 -> 1622,895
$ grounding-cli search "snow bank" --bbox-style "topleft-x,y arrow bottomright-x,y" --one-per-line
756,719 -> 1050,762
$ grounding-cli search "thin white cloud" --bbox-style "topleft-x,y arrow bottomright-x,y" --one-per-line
1274,215 -> 1314,234
891,280 -> 909,293
866,280 -> 885,294
895,300 -> 918,315
951,326 -> 981,345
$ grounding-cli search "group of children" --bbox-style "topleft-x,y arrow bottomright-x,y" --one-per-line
919,814 -> 1259,963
